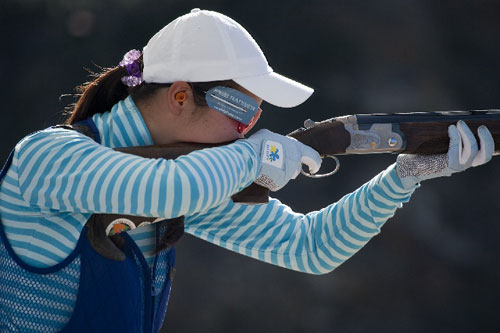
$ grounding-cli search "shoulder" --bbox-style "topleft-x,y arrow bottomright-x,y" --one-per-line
19,125 -> 93,143
14,126 -> 102,161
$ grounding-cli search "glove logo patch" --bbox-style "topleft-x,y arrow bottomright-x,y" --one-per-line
262,140 -> 283,169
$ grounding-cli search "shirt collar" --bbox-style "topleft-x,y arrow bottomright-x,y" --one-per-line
92,96 -> 154,148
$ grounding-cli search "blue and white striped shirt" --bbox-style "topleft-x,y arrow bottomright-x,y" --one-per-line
0,95 -> 416,274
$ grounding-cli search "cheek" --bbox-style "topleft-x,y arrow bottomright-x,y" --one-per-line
214,114 -> 240,135
197,109 -> 242,141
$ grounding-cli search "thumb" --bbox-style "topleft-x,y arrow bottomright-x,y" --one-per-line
472,125 -> 494,167
300,144 -> 322,174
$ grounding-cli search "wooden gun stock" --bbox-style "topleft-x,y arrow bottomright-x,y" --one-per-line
115,110 -> 500,205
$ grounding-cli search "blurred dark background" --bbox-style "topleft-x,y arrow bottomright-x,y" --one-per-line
2,0 -> 500,332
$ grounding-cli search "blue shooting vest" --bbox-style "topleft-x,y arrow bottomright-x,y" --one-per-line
0,120 -> 176,332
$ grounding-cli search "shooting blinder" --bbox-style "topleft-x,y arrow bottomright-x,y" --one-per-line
205,86 -> 260,126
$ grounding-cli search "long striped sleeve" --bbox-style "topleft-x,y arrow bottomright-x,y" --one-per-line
14,128 -> 258,217
184,163 -> 416,274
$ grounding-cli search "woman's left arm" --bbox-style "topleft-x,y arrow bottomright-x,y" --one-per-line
184,163 -> 416,275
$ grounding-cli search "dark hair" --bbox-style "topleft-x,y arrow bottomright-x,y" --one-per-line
64,56 -> 238,252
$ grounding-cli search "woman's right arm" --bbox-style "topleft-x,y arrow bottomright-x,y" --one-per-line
14,127 -> 260,217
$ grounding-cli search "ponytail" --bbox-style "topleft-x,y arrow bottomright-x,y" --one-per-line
65,65 -> 130,124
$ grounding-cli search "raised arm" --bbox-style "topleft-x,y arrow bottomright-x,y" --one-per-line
184,164 -> 415,274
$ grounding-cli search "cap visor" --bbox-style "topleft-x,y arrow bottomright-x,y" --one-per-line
234,72 -> 314,108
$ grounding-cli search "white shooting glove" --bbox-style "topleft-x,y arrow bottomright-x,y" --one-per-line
396,120 -> 495,190
245,129 -> 322,191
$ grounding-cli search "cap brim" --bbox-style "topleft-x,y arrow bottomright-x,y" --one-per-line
233,71 -> 314,108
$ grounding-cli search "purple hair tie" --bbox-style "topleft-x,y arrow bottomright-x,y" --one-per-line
119,49 -> 143,87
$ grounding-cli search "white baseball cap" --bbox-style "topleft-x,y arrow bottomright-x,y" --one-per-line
142,8 -> 313,108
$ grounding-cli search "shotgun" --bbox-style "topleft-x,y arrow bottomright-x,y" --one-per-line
115,110 -> 500,204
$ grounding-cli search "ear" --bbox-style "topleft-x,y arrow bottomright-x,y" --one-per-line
167,81 -> 194,115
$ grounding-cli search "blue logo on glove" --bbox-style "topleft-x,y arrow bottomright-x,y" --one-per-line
269,145 -> 280,162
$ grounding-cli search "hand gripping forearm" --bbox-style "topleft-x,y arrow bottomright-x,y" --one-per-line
396,121 -> 494,189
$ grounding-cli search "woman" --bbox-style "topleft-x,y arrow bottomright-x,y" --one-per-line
0,8 -> 494,332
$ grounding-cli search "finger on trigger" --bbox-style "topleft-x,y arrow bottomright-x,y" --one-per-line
301,146 -> 322,174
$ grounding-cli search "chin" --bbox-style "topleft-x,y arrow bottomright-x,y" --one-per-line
191,133 -> 241,144
213,129 -> 243,142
